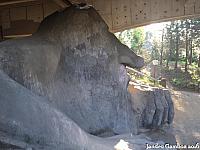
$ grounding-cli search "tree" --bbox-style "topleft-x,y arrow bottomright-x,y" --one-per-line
131,28 -> 145,54
185,20 -> 189,72
160,29 -> 164,66
151,39 -> 160,60
174,21 -> 182,70
187,18 -> 200,65
165,22 -> 174,67
198,54 -> 200,67
115,28 -> 145,54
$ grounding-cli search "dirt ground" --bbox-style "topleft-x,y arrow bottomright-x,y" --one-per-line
172,90 -> 200,145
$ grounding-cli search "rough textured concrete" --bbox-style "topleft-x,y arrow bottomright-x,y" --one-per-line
0,70 -> 176,149
0,6 -> 145,135
0,6 -> 174,149
0,70 -> 121,150
128,83 -> 174,129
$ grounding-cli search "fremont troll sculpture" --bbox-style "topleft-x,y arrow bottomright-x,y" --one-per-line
0,6 -> 174,149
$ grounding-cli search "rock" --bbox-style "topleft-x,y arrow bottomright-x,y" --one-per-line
0,70 -> 91,150
128,82 -> 174,129
0,71 -> 176,150
0,5 -> 175,149
0,6 -> 144,135
0,70 -> 119,150
159,77 -> 167,88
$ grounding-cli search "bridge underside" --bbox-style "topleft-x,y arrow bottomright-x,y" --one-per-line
0,0 -> 200,39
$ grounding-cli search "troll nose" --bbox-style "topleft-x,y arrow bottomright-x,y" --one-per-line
135,56 -> 144,69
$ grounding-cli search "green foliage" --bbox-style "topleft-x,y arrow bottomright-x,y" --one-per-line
151,40 -> 160,60
164,67 -> 190,88
128,68 -> 162,87
115,17 -> 200,91
188,63 -> 200,84
171,78 -> 187,87
135,76 -> 161,87
115,27 -> 145,54
163,63 -> 200,90
131,28 -> 145,52
165,19 -> 200,65
192,52 -> 199,62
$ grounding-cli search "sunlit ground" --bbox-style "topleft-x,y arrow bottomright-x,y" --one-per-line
114,139 -> 132,150
172,90 -> 200,145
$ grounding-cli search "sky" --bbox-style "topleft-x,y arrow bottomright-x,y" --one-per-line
144,22 -> 170,36
144,22 -> 168,32
144,22 -> 170,41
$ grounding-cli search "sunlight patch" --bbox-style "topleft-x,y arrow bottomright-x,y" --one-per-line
114,139 -> 132,150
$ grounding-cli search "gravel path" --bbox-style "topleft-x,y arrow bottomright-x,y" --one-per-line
172,90 -> 200,145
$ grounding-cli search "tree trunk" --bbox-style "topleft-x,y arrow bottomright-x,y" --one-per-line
166,32 -> 173,68
166,51 -> 170,67
160,29 -> 164,66
189,39 -> 193,64
198,54 -> 200,67
185,28 -> 189,72
174,34 -> 179,69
